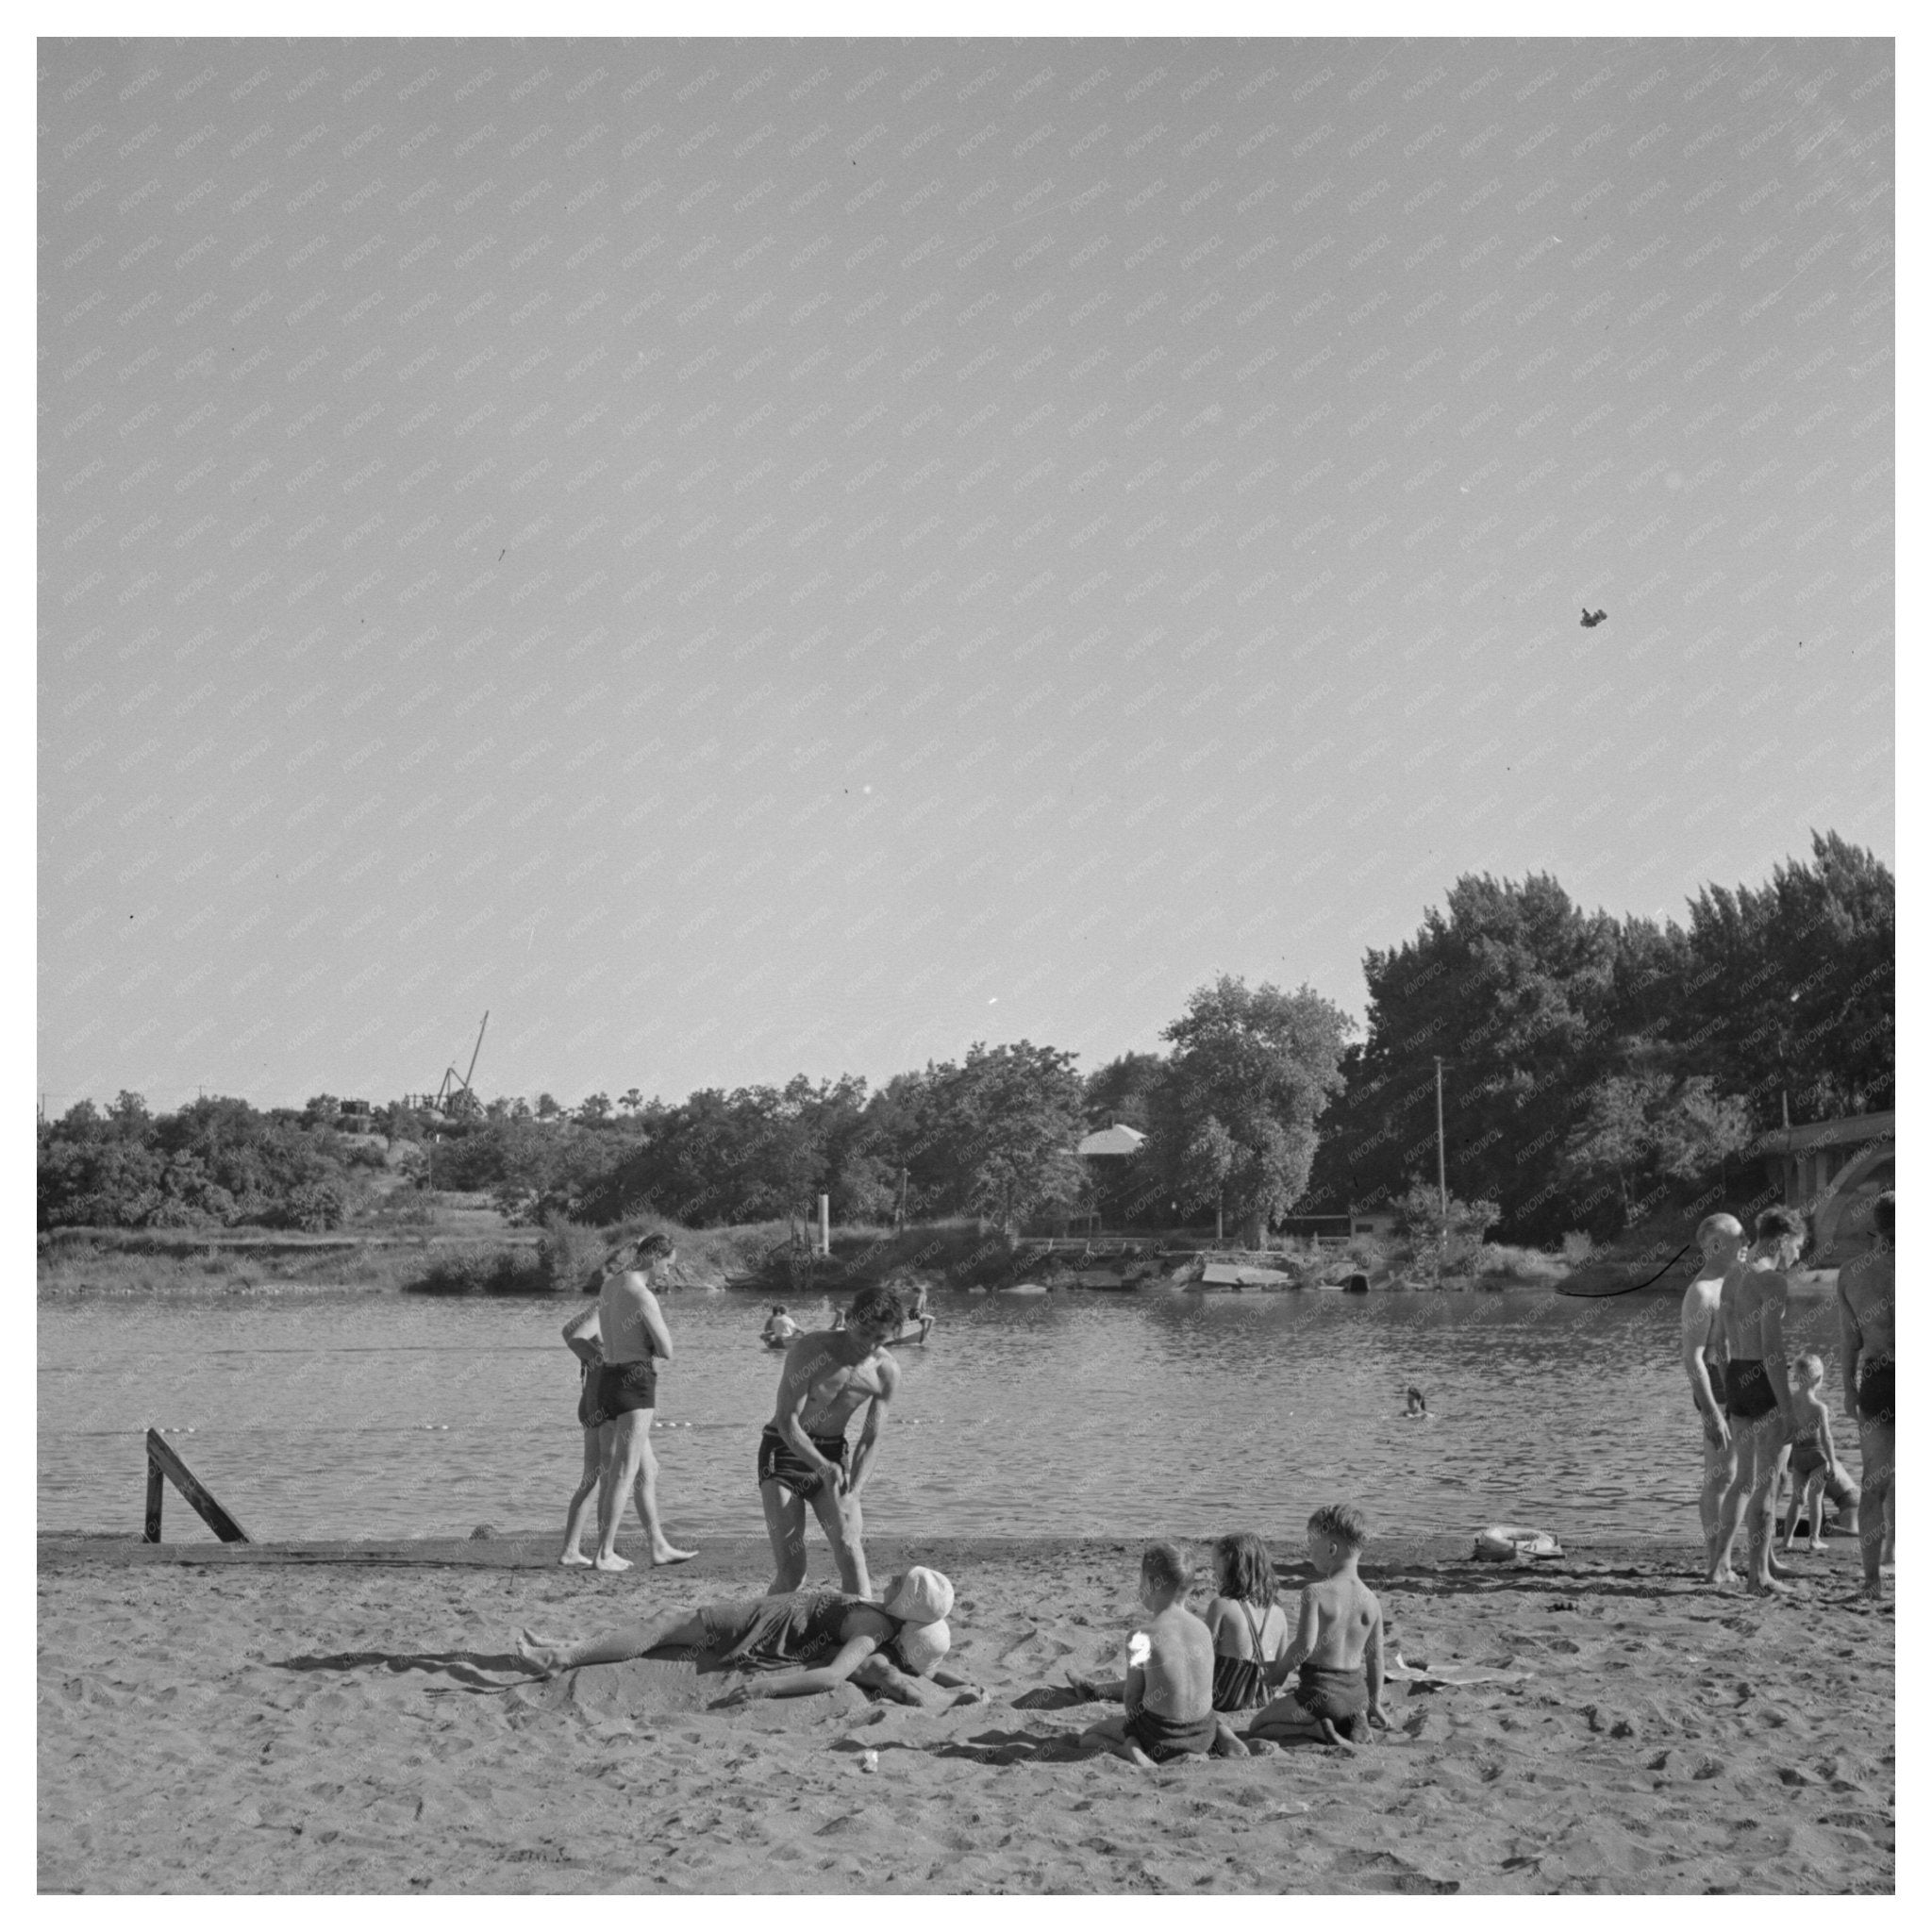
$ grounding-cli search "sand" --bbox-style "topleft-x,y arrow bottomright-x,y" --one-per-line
38,1530 -> 1893,1894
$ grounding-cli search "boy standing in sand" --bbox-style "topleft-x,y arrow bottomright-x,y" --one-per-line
1683,1213 -> 1743,1574
1709,1207 -> 1806,1594
1076,1541 -> 1221,1767
1838,1191 -> 1895,1598
759,1283 -> 906,1598
591,1235 -> 697,1573
1246,1504 -> 1391,1749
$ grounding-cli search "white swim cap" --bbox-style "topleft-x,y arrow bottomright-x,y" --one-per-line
882,1565 -> 954,1625
892,1618 -> 951,1674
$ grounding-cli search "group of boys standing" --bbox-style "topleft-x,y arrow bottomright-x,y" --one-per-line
1681,1193 -> 1896,1598
557,1233 -> 913,1598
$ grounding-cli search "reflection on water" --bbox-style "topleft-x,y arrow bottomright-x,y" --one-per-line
38,1285 -> 1857,1545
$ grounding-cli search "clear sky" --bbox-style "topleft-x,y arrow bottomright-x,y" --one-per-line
38,34 -> 1894,1115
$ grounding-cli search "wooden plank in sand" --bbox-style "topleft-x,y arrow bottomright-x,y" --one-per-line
142,1429 -> 251,1544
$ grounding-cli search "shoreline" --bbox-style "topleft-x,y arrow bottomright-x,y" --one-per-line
40,1526 -> 1892,1893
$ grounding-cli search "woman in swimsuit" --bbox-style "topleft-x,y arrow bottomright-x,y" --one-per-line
514,1565 -> 987,1709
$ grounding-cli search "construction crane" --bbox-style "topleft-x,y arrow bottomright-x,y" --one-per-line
429,1011 -> 489,1121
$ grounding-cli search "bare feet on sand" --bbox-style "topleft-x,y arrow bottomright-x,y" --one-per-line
1745,1576 -> 1794,1597
517,1630 -> 567,1674
558,1551 -> 592,1568
651,1543 -> 699,1566
592,1552 -> 634,1573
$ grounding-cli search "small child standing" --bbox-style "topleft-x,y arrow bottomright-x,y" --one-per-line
1781,1353 -> 1858,1553
1077,1541 -> 1219,1767
1246,1504 -> 1391,1749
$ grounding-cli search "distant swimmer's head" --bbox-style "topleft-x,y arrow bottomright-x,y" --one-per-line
1405,1386 -> 1427,1415
1307,1503 -> 1369,1574
846,1282 -> 908,1344
1795,1352 -> 1825,1390
1696,1212 -> 1746,1263
1212,1531 -> 1276,1607
1753,1206 -> 1808,1266
1873,1191 -> 1894,1243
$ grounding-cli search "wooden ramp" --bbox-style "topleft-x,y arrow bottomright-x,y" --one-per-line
143,1429 -> 250,1543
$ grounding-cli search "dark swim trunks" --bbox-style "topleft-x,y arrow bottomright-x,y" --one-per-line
1788,1437 -> 1858,1512
576,1346 -> 609,1429
595,1358 -> 658,1416
696,1591 -> 868,1672
1857,1358 -> 1895,1425
1123,1706 -> 1219,1764
757,1424 -> 849,1500
1296,1661 -> 1372,1740
1724,1358 -> 1778,1422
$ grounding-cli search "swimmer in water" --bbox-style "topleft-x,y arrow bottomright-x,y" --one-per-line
1404,1387 -> 1428,1419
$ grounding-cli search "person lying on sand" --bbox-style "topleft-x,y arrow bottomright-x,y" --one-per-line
517,1566 -> 987,1709
1245,1504 -> 1391,1750
1076,1541 -> 1229,1767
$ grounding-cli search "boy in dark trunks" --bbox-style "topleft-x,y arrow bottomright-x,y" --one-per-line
1076,1541 -> 1221,1767
1778,1353 -> 1858,1553
759,1283 -> 906,1597
1838,1190 -> 1895,1598
591,1234 -> 697,1573
1709,1206 -> 1806,1594
1246,1503 -> 1391,1750
1683,1212 -> 1744,1574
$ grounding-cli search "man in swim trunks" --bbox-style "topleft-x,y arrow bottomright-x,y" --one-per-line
591,1235 -> 697,1573
1683,1212 -> 1744,1575
1247,1502 -> 1391,1750
1838,1190 -> 1895,1598
759,1282 -> 906,1597
1708,1206 -> 1806,1593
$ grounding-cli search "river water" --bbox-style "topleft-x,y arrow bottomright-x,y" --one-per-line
38,1283 -> 1858,1547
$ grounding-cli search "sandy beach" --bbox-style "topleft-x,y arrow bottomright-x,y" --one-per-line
38,1529 -> 1892,1894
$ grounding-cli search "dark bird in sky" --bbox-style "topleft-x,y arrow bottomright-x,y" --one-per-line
1580,607 -> 1608,627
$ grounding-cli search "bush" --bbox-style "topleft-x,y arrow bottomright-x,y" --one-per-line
1559,1230 -> 1596,1267
538,1215 -> 610,1294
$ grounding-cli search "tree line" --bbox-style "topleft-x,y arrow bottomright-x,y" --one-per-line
39,831 -> 1890,1247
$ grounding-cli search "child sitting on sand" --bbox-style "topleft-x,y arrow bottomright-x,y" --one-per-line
1780,1353 -> 1858,1553
1245,1504 -> 1391,1750
1205,1531 -> 1291,1713
1076,1541 -> 1222,1767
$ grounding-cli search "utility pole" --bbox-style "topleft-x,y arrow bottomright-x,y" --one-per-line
1434,1057 -> 1448,1219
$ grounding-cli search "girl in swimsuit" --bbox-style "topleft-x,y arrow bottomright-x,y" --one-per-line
1204,1531 -> 1291,1753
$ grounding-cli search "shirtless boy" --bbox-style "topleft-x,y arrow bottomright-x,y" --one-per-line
1708,1207 -> 1806,1594
591,1235 -> 696,1573
1076,1541 -> 1221,1767
1838,1190 -> 1895,1598
1683,1213 -> 1744,1574
1246,1503 -> 1391,1749
759,1282 -> 906,1597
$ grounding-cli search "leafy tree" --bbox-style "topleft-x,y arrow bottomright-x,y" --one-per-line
924,1042 -> 1088,1233
577,1092 -> 614,1125
1393,1182 -> 1501,1274
619,1089 -> 644,1116
1082,1051 -> 1165,1132
536,1093 -> 562,1121
1145,976 -> 1353,1244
